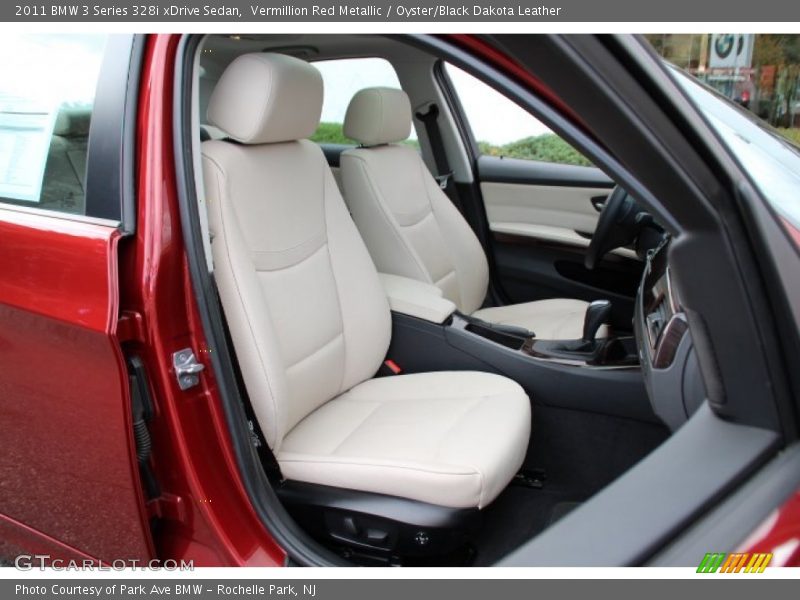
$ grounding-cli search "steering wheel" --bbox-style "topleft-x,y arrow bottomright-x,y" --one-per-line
585,186 -> 640,270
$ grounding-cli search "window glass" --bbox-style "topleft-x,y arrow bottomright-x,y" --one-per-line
673,67 -> 800,231
645,34 -> 800,142
445,63 -> 591,166
0,34 -> 107,216
312,57 -> 417,145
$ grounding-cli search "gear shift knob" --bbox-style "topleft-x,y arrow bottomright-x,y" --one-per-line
582,300 -> 612,343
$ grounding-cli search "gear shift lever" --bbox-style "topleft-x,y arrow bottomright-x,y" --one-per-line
530,300 -> 614,360
582,300 -> 612,343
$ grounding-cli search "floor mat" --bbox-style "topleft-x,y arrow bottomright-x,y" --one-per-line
470,403 -> 669,566
547,501 -> 582,526
471,487 -> 583,566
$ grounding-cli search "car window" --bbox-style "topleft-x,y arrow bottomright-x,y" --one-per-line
445,63 -> 592,167
311,57 -> 417,145
672,67 -> 800,231
0,34 -> 107,217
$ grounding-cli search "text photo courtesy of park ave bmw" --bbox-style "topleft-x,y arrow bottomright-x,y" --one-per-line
0,0 -> 799,596
14,584 -> 318,597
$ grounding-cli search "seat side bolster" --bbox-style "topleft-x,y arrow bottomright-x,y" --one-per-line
322,149 -> 392,392
277,454 -> 485,509
201,146 -> 289,450
420,155 -> 491,315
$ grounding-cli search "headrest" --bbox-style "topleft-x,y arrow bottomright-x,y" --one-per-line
343,87 -> 412,146
207,52 -> 323,144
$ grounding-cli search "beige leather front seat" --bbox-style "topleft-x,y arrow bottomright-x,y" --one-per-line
340,87 -> 606,340
201,53 -> 530,510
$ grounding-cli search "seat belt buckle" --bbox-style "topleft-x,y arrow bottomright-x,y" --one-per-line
435,172 -> 453,190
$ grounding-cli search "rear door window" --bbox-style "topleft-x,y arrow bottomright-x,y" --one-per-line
0,34 -> 107,216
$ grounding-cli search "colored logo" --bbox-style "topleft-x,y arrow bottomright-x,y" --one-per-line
714,34 -> 735,59
697,552 -> 772,573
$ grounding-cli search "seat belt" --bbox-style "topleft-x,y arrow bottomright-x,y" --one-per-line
415,103 -> 455,193
417,104 -> 484,247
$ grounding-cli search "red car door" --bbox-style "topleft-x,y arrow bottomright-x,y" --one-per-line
0,34 -> 153,563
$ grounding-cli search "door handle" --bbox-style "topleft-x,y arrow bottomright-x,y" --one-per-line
591,195 -> 607,212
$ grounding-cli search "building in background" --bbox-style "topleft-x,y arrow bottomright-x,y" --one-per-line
646,34 -> 800,130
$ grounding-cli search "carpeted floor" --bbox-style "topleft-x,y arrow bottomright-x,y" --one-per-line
471,403 -> 669,565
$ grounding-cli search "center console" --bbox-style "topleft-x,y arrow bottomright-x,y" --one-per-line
379,274 -> 657,423
634,239 -> 705,430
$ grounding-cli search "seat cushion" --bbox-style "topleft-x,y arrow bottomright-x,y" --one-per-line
472,298 -> 608,340
277,371 -> 531,509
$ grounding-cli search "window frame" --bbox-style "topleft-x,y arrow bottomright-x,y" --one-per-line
85,34 -> 143,231
435,59 -> 481,164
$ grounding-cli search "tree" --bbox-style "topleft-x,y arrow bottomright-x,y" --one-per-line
753,35 -> 785,68
753,35 -> 800,126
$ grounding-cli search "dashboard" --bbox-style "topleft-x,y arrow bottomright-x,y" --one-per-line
635,237 -> 706,430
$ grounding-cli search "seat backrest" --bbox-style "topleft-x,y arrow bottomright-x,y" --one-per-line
340,88 -> 489,314
202,54 -> 391,451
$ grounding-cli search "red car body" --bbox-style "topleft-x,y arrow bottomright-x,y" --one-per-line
0,33 -> 797,568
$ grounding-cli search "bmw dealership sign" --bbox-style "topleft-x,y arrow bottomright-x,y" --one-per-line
709,33 -> 755,69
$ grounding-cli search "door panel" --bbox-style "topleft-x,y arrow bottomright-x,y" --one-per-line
483,181 -> 608,233
477,155 -> 642,328
479,155 -> 636,258
481,181 -> 637,260
478,153 -> 614,187
0,208 -> 152,562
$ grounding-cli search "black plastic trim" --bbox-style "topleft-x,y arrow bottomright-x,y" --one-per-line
120,36 -> 146,234
279,481 -> 479,530
498,405 -> 779,566
126,355 -> 159,500
650,442 -> 800,566
85,34 -> 143,229
728,182 -> 800,437
279,481 -> 480,561
478,155 -> 614,188
432,58 -> 480,164
319,143 -> 354,168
